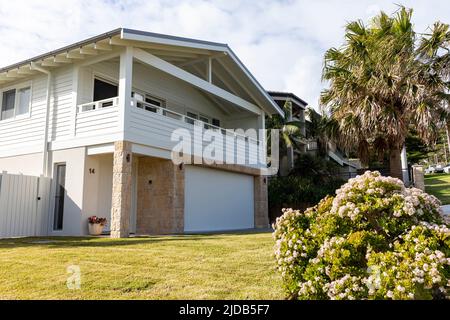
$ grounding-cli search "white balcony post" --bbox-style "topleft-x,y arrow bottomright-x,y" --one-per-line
258,111 -> 267,167
118,46 -> 134,138
71,65 -> 79,137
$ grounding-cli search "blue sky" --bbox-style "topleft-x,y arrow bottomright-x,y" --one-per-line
1,0 -> 449,109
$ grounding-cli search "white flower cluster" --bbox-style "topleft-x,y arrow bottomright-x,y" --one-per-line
330,171 -> 443,220
323,275 -> 366,300
365,223 -> 450,299
317,236 -> 345,260
418,221 -> 450,235
273,171 -> 450,300
273,208 -> 310,278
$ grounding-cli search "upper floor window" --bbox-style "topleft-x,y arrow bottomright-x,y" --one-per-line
185,111 -> 198,125
1,86 -> 31,121
185,110 -> 220,128
133,91 -> 165,113
93,78 -> 118,102
145,95 -> 164,108
212,118 -> 221,127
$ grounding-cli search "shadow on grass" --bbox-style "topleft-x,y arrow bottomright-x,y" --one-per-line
0,231 -> 271,249
425,174 -> 450,186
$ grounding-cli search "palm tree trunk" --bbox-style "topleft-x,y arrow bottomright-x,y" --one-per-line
446,120 -> 450,157
389,146 -> 404,181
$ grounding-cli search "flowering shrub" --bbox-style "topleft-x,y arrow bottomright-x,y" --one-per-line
273,171 -> 450,300
88,216 -> 107,225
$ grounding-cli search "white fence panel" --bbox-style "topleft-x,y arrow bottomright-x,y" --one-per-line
0,172 -> 51,238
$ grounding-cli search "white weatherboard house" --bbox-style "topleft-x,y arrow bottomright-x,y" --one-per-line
0,29 -> 283,238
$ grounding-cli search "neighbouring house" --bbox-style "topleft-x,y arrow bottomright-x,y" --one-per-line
267,91 -> 307,176
268,91 -> 360,177
304,108 -> 361,178
0,28 -> 284,238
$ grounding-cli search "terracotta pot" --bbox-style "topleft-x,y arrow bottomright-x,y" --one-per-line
88,223 -> 104,236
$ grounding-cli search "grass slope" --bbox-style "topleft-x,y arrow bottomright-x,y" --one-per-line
425,173 -> 450,205
0,232 -> 283,300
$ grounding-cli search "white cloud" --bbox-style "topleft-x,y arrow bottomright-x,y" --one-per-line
1,0 -> 450,110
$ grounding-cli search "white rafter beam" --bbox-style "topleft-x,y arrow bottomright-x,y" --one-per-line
40,59 -> 60,67
178,52 -> 226,67
109,37 -> 211,55
148,49 -> 200,59
190,65 -> 232,115
207,57 -> 212,83
80,47 -> 98,55
208,61 -> 243,96
54,55 -> 73,63
17,66 -> 34,75
133,48 -> 260,115
67,50 -> 85,59
94,42 -> 113,51
78,51 -> 121,67
5,70 -> 24,78
215,58 -> 260,106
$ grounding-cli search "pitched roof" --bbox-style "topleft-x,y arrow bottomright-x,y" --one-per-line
0,28 -> 283,116
267,91 -> 308,107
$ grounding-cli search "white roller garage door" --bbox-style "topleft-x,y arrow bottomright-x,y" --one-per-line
184,166 -> 254,232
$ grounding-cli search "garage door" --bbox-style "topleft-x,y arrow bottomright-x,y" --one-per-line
184,166 -> 254,232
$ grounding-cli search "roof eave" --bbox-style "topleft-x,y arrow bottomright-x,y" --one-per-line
0,28 -> 122,74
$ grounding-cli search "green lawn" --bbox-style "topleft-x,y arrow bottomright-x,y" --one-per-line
0,232 -> 283,300
425,173 -> 450,205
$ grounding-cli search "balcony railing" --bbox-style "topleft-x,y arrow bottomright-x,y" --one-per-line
306,139 -> 318,151
75,97 -> 120,137
130,97 -> 261,145
75,96 -> 263,166
77,97 -> 119,113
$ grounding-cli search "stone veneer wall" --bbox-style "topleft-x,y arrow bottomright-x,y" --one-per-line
136,157 -> 184,234
412,165 -> 425,191
110,141 -> 133,238
254,176 -> 269,228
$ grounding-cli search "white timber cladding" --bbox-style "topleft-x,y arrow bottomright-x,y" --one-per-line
184,166 -> 254,232
50,67 -> 75,140
0,67 -> 73,157
0,74 -> 46,156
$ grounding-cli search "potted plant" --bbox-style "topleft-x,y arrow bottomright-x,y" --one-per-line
88,216 -> 107,236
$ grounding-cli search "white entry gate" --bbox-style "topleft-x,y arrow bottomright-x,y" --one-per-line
0,172 -> 51,238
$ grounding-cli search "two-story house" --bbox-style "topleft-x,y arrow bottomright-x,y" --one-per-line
0,28 -> 283,238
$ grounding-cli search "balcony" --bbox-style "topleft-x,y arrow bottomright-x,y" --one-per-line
75,97 -> 120,137
75,97 -> 264,167
306,139 -> 318,151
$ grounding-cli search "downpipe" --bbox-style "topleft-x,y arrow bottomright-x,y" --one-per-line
30,62 -> 52,177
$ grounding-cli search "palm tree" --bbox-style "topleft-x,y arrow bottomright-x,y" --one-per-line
266,101 -> 304,151
320,7 -> 444,180
418,22 -> 450,156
